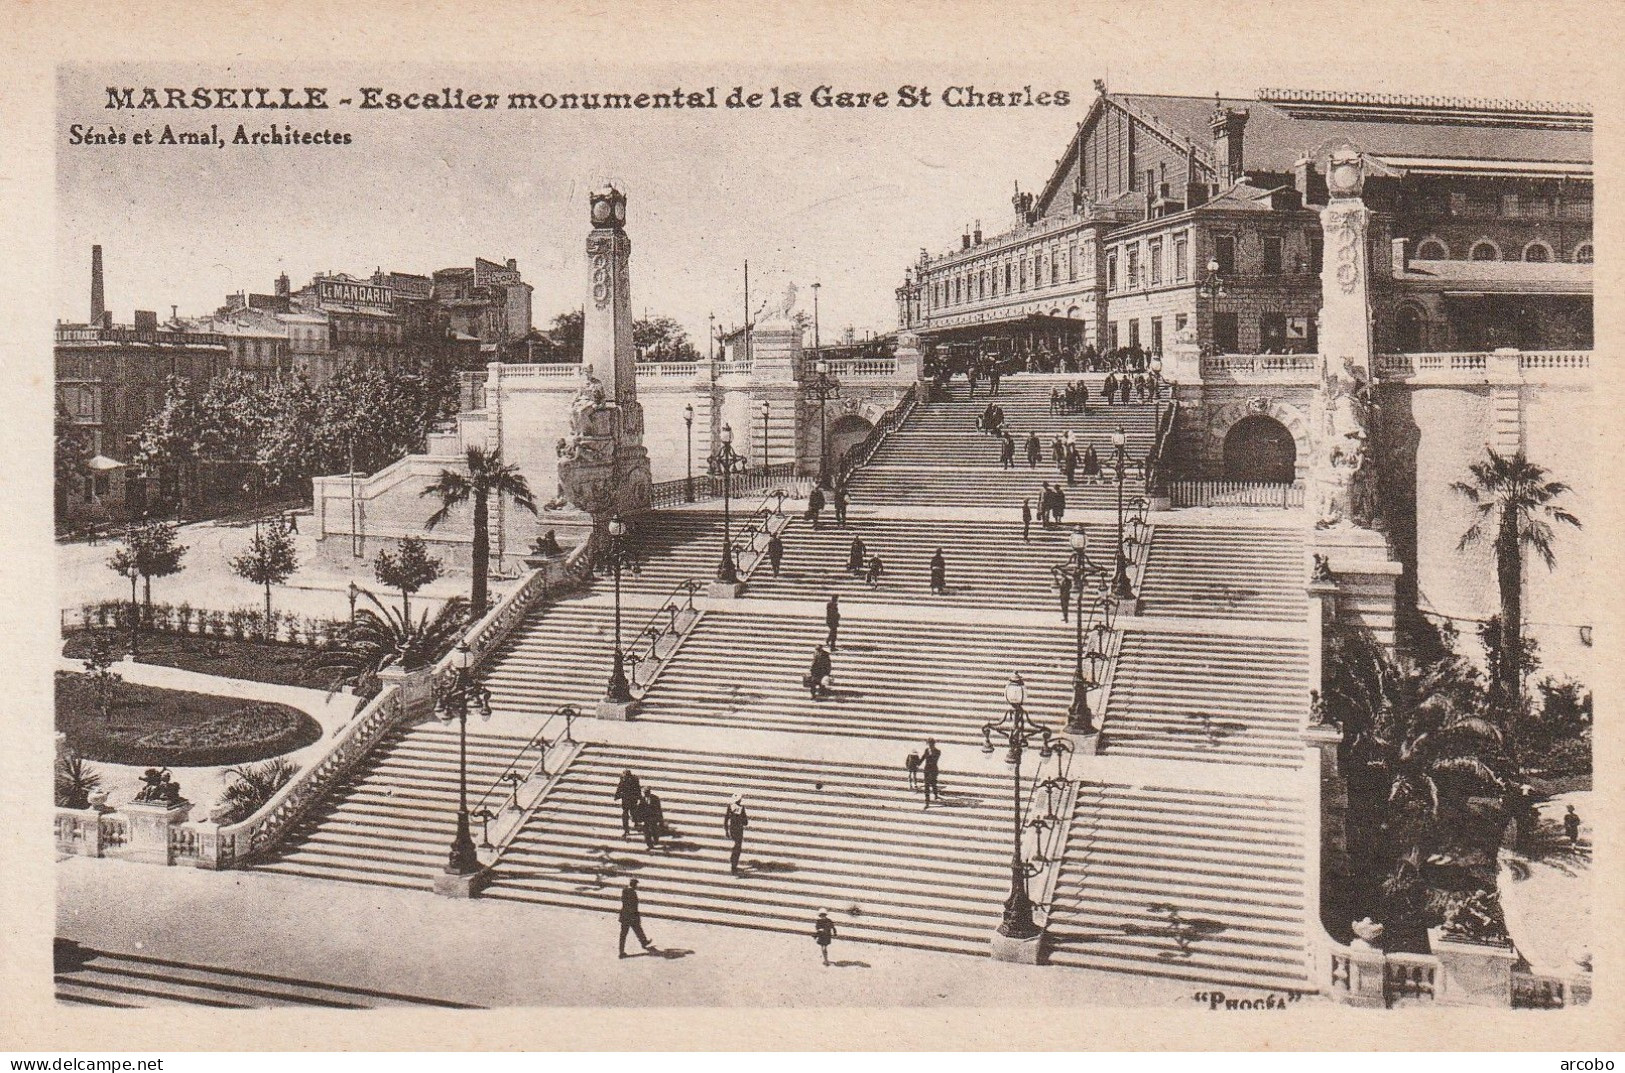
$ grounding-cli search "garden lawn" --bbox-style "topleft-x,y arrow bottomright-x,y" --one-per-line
63,629 -> 326,690
56,671 -> 322,768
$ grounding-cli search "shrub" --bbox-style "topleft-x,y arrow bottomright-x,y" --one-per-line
226,609 -> 250,641
55,751 -> 102,810
207,610 -> 227,637
176,603 -> 194,635
79,604 -> 96,630
282,610 -> 301,645
214,757 -> 301,825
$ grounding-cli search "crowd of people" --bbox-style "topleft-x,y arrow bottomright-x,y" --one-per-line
926,342 -> 1164,391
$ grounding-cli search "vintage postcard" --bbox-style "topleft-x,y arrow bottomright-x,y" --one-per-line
3,0 -> 1620,1054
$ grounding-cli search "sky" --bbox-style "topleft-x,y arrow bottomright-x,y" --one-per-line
56,44 -> 1597,348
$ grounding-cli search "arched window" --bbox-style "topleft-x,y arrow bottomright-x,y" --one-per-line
1394,304 -> 1428,353
1573,242 -> 1594,264
1415,237 -> 1449,260
1470,240 -> 1501,261
1522,241 -> 1552,263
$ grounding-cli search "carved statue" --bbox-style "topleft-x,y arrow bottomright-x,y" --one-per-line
1314,355 -> 1377,529
571,364 -> 607,423
772,282 -> 798,321
134,766 -> 183,806
1311,554 -> 1334,583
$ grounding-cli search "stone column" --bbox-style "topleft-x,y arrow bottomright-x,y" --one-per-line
558,186 -> 654,544
1310,149 -> 1401,640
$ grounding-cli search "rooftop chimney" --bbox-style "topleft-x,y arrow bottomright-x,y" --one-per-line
961,225 -> 971,251
1210,98 -> 1250,188
90,245 -> 105,325
506,258 -> 517,271
973,219 -> 983,244
275,271 -> 290,298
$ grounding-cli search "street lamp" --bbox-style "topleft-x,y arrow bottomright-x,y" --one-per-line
708,424 -> 747,585
433,640 -> 492,877
1149,354 -> 1165,427
981,674 -> 1071,941
683,403 -> 696,503
604,515 -> 633,704
1110,426 -> 1135,599
760,400 -> 771,471
806,358 -> 842,488
122,523 -> 141,661
1052,525 -> 1108,733
812,282 -> 821,352
1198,256 -> 1226,302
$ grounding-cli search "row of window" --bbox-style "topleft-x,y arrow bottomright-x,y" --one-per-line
1414,237 -> 1593,264
929,242 -> 1084,309
1412,190 -> 1593,222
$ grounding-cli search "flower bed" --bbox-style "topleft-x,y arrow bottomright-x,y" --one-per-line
56,672 -> 322,767
62,629 -> 327,690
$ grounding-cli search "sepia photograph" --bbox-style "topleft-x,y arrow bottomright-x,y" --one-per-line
4,0 -> 1617,1056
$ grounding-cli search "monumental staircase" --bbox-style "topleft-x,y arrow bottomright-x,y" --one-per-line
229,370 -> 1315,997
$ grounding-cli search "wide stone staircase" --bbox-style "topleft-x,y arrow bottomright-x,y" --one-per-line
486,742 -> 1014,955
1045,782 -> 1309,991
1137,525 -> 1307,622
54,940 -> 474,1009
850,376 -> 1164,509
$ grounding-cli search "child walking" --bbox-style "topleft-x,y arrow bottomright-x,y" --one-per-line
814,909 -> 838,966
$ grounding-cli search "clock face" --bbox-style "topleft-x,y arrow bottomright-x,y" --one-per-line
613,199 -> 626,224
1332,161 -> 1361,195
591,199 -> 613,225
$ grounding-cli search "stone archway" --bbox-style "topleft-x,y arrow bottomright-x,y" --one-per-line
1223,415 -> 1298,483
1203,396 -> 1311,481
828,413 -> 875,469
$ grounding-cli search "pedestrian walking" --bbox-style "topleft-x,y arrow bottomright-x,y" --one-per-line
767,531 -> 784,576
1049,386 -> 1061,415
618,878 -> 655,957
921,738 -> 942,806
1120,376 -> 1132,405
1039,483 -> 1055,528
724,793 -> 749,874
999,433 -> 1015,470
1021,498 -> 1032,542
1025,431 -> 1041,468
989,365 -> 1002,396
846,535 -> 867,577
614,768 -> 643,837
1565,804 -> 1582,844
1054,485 -> 1067,525
807,642 -> 834,699
285,511 -> 299,534
865,555 -> 885,588
833,484 -> 850,527
905,749 -> 922,790
930,548 -> 947,594
825,594 -> 840,649
1077,380 -> 1089,413
639,788 -> 666,850
1059,569 -> 1072,622
1104,372 -> 1117,403
815,909 -> 838,966
1064,445 -> 1078,486
806,485 -> 826,529
1083,443 -> 1101,481
1052,434 -> 1065,471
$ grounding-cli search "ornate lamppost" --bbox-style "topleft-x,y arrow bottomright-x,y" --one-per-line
806,359 -> 841,487
709,424 -> 748,586
603,515 -> 633,706
1110,426 -> 1136,599
1051,525 -> 1108,733
121,523 -> 141,661
683,403 -> 695,503
1198,256 -> 1227,302
981,674 -> 1069,946
812,281 -> 821,352
433,641 -> 492,880
1149,354 -> 1165,428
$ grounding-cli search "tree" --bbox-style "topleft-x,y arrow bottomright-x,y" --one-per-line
634,315 -> 701,363
81,632 -> 122,724
306,592 -> 470,698
1453,449 -> 1581,703
56,751 -> 103,810
373,535 -> 443,620
422,447 -> 536,617
546,310 -> 584,363
125,521 -> 189,615
215,758 -> 300,825
230,518 -> 299,639
106,536 -> 141,658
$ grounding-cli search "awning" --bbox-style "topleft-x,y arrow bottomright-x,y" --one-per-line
918,312 -> 1088,342
1374,155 -> 1592,179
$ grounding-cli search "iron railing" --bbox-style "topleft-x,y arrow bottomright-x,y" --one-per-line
650,462 -> 799,508
469,703 -> 581,839
833,383 -> 919,487
1170,479 -> 1305,509
623,579 -> 702,694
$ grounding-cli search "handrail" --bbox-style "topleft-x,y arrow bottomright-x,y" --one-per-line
471,703 -> 581,819
650,462 -> 799,509
1143,393 -> 1179,495
623,579 -> 702,694
729,488 -> 790,578
1024,742 -> 1078,922
833,383 -> 918,487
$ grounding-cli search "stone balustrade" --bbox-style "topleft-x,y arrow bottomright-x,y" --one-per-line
1188,349 -> 1593,386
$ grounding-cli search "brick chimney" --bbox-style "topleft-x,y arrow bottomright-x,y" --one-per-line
1210,100 -> 1249,188
973,219 -> 983,244
90,244 -> 105,325
961,225 -> 971,251
275,271 -> 290,298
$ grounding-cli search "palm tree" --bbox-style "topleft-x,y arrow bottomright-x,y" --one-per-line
422,447 -> 537,617
215,757 -> 300,826
305,591 -> 470,698
1453,449 -> 1581,702
56,751 -> 103,810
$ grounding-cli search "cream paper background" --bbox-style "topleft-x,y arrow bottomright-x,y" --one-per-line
1,0 -> 1620,1051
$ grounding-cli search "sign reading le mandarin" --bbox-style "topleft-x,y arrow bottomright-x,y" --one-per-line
316,277 -> 393,307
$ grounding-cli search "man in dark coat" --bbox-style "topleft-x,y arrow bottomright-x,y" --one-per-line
614,768 -> 643,837
1025,431 -> 1041,468
846,535 -> 867,577
833,484 -> 850,527
1054,485 -> 1067,525
1120,376 -> 1133,405
1083,443 -> 1101,481
1051,434 -> 1065,470
639,788 -> 666,850
825,594 -> 840,650
999,433 -> 1015,469
1565,804 -> 1582,844
921,738 -> 942,806
989,365 -> 1002,396
1103,372 -> 1117,403
1077,380 -> 1089,413
767,531 -> 784,576
865,555 -> 886,588
808,643 -> 834,699
1064,445 -> 1078,486
806,485 -> 826,528
929,549 -> 947,594
724,794 -> 749,874
618,877 -> 654,957
1059,569 -> 1072,622
1021,498 -> 1033,542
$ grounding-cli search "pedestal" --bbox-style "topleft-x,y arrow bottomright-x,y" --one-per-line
120,799 -> 193,865
433,867 -> 490,898
1430,930 -> 1518,1006
595,697 -> 642,721
706,581 -> 745,599
1067,731 -> 1102,755
989,929 -> 1046,964
1312,526 -> 1401,645
376,664 -> 438,720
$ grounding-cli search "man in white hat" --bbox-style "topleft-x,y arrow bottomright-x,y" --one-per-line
724,793 -> 750,875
